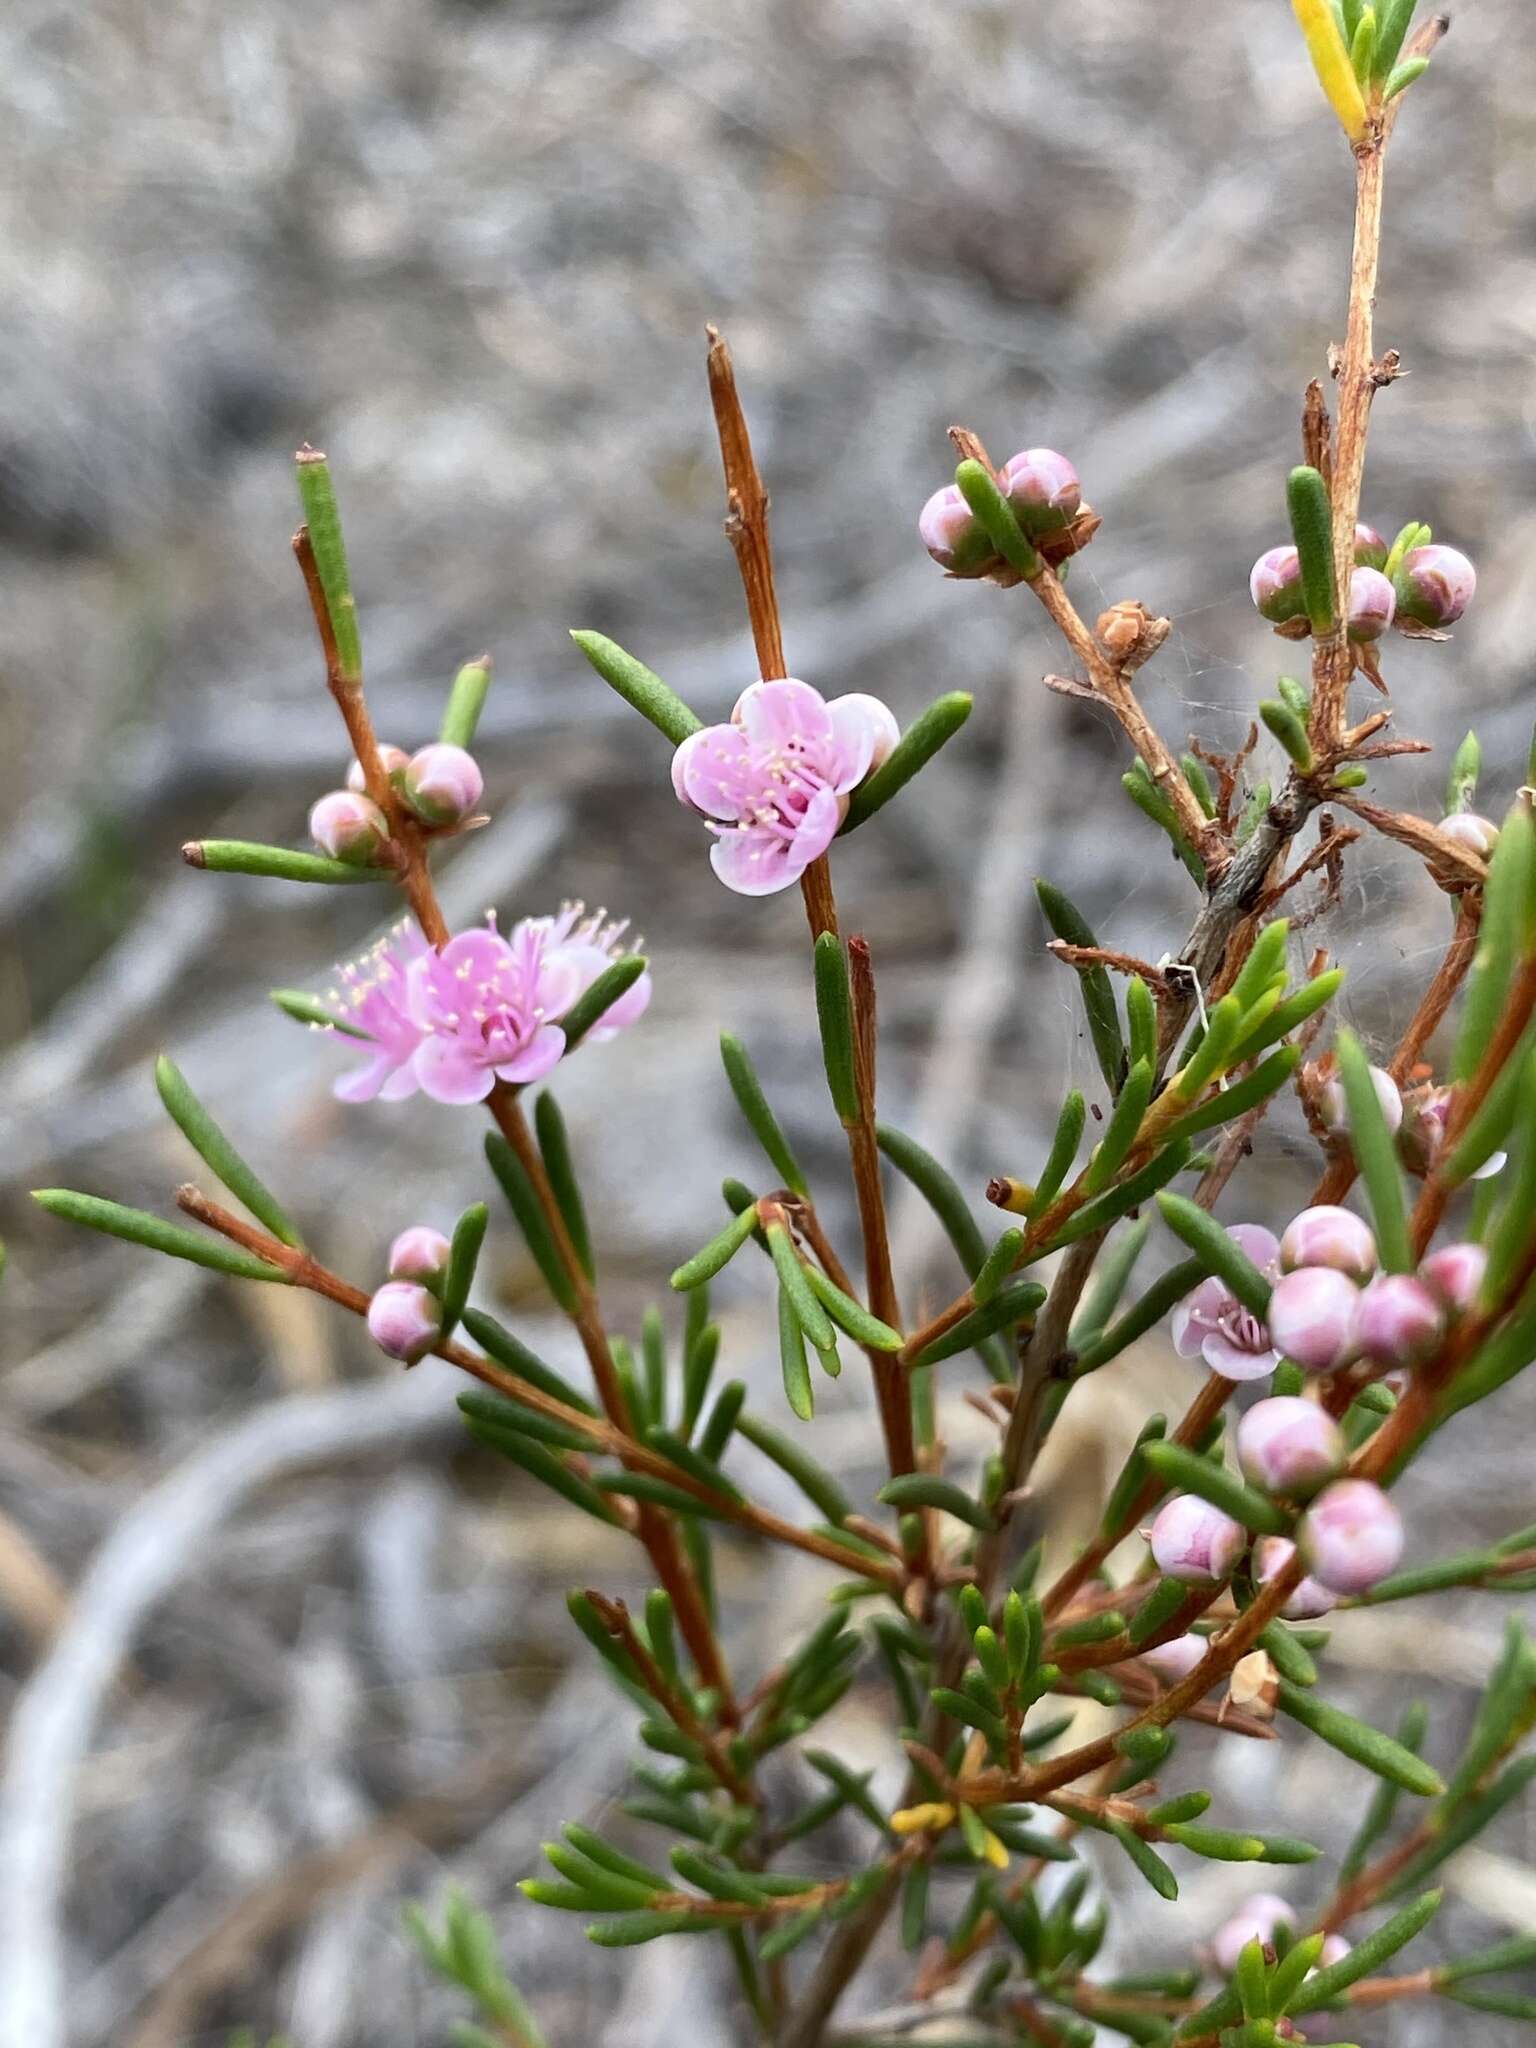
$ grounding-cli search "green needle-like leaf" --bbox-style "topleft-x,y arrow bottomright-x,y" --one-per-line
32,1190 -> 289,1283
154,1055 -> 301,1247
569,631 -> 702,746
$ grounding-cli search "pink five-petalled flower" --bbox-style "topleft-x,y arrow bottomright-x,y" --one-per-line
671,678 -> 899,897
406,917 -> 581,1105
1171,1224 -> 1280,1381
527,902 -> 653,1043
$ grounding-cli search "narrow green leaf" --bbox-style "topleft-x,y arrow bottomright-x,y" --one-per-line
1384,53 -> 1429,98
461,1408 -> 618,1520
533,1094 -> 594,1282
778,1283 -> 814,1421
1123,760 -> 1206,885
1126,976 -> 1158,1069
1051,1141 -> 1193,1249
1029,1090 -> 1088,1223
698,1380 -> 747,1462
560,955 -> 649,1053
1338,1702 -> 1426,1884
295,447 -> 362,683
440,1202 -> 488,1339
270,988 -> 371,1039
645,1425 -> 741,1502
974,1228 -> 1026,1307
877,1124 -> 987,1275
954,458 -> 1041,578
1370,0 -> 1415,76
1157,1049 -> 1300,1152
1287,1891 -> 1442,2015
908,1275 -> 1046,1368
1228,971 -> 1343,1066
681,1316 -> 720,1439
1286,465 -> 1335,633
1237,1937 -> 1270,2022
1085,1057 -> 1155,1193
184,839 -> 386,885
805,1264 -> 902,1350
1099,1414 -> 1167,1538
841,693 -> 974,833
461,1307 -> 597,1416
1259,1623 -> 1317,1687
484,1134 -> 579,1312
719,1033 -> 808,1196
458,1389 -> 591,1453
1109,1822 -> 1179,1900
878,1474 -> 996,1530
439,657 -> 492,749
1036,881 -> 1126,1094
1334,1030 -> 1412,1272
1453,805 -> 1536,1083
1261,699 -> 1315,771
1276,1680 -> 1444,1795
1156,1193 -> 1272,1316
594,1473 -> 725,1518
813,934 -> 860,1124
1141,1440 -> 1288,1535
766,1222 -> 838,1353
31,1190 -> 288,1283
670,1203 -> 760,1291
584,1909 -> 717,1947
154,1055 -> 301,1247
1170,995 -> 1242,1102
900,1861 -> 929,1949
1072,1261 -> 1205,1380
569,630 -> 701,746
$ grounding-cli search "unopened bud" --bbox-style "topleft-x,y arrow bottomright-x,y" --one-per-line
1279,1205 -> 1377,1282
387,1224 -> 452,1286
366,1280 -> 441,1363
1266,1266 -> 1360,1374
1149,1494 -> 1248,1584
1346,566 -> 1396,643
1355,1273 -> 1445,1370
1418,1241 -> 1488,1313
1253,1534 -> 1338,1620
1298,1478 -> 1404,1595
1321,1061 -> 1403,1137
1001,447 -> 1081,536
402,743 -> 484,827
1236,1396 -> 1345,1500
1250,545 -> 1306,624
1211,1894 -> 1296,1976
1353,522 -> 1388,570
1139,1633 -> 1208,1684
1438,811 -> 1500,860
346,744 -> 410,792
308,789 -> 391,864
918,484 -> 1000,577
1395,544 -> 1476,628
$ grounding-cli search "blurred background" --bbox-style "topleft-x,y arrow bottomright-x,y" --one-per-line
2,1 -> 1534,2042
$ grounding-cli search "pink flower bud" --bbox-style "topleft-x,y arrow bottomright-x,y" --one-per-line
918,484 -> 1000,577
1149,1495 -> 1248,1584
1249,545 -> 1306,624
1439,811 -> 1500,860
1321,1062 -> 1403,1137
387,1225 -> 452,1285
1355,1274 -> 1445,1371
1299,1479 -> 1404,1595
1266,1266 -> 1360,1374
1354,523 -> 1388,570
1279,1205 -> 1377,1282
1253,1534 -> 1338,1619
366,1280 -> 441,1363
1395,544 -> 1476,628
1211,1893 -> 1296,1975
1236,1396 -> 1345,1500
1418,1241 -> 1487,1313
1001,447 -> 1081,535
1346,566 -> 1396,643
309,789 -> 391,864
1139,1633 -> 1208,1684
403,743 -> 484,826
346,744 -> 411,792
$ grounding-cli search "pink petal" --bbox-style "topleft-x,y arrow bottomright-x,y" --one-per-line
1201,1332 -> 1278,1382
827,692 -> 901,791
412,1036 -> 496,1104
791,784 -> 844,866
379,1061 -> 424,1103
1228,1224 -> 1281,1273
1170,1302 -> 1200,1357
532,946 -> 588,1022
333,1052 -> 401,1104
733,678 -> 834,755
493,1022 -> 567,1084
676,722 -> 760,821
709,824 -> 811,896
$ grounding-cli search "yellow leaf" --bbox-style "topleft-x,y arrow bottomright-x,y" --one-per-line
1292,0 -> 1370,141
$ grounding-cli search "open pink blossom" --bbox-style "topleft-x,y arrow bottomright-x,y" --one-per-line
324,920 -> 434,1104
528,902 -> 653,1043
1172,1224 -> 1280,1380
671,678 -> 899,896
405,917 -> 580,1104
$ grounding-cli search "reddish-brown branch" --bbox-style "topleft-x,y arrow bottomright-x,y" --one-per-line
704,325 -> 787,683
583,1592 -> 756,1802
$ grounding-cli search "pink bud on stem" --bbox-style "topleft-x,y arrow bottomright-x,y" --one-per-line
347,743 -> 411,792
388,1225 -> 453,1286
1418,1242 -> 1487,1313
918,484 -> 1002,578
402,743 -> 485,827
1149,1495 -> 1248,1584
1000,447 -> 1081,535
1298,1479 -> 1404,1595
1253,1534 -> 1338,1620
1266,1266 -> 1361,1373
308,789 -> 392,865
1355,1274 -> 1445,1371
1236,1396 -> 1345,1500
1346,566 -> 1396,643
1279,1205 -> 1377,1281
1249,546 -> 1306,624
1439,812 -> 1500,860
366,1280 -> 442,1364
1395,544 -> 1476,628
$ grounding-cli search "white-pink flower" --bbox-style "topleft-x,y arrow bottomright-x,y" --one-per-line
671,678 -> 899,896
1171,1225 -> 1280,1381
528,903 -> 653,1044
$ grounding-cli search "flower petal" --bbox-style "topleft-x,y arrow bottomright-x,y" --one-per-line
494,1022 -> 568,1084
412,1035 -> 496,1104
333,1052 -> 401,1104
709,824 -> 811,896
1228,1223 -> 1281,1275
827,692 -> 901,791
583,966 -> 652,1043
733,678 -> 834,755
1201,1332 -> 1278,1382
676,721 -> 760,821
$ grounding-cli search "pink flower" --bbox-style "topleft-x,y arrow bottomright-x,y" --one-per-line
527,903 -> 653,1044
1172,1224 -> 1280,1381
406,918 -> 578,1104
324,920 -> 435,1104
671,678 -> 900,896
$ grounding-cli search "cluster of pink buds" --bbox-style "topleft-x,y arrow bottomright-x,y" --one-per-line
366,1224 -> 451,1363
919,446 -> 1083,583
1319,1058 -> 1506,1182
1249,523 -> 1476,638
310,740 -> 486,864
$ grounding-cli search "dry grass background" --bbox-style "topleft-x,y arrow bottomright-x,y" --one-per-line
0,1 -> 1534,2042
